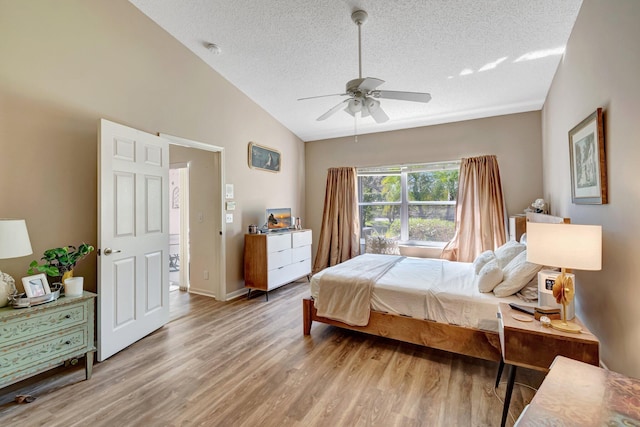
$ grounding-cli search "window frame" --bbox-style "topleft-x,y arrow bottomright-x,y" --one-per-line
357,161 -> 460,246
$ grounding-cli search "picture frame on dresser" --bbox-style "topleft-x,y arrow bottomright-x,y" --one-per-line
22,273 -> 51,298
569,107 -> 607,204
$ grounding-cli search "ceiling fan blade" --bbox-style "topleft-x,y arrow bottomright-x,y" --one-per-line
364,98 -> 389,123
374,90 -> 432,103
369,105 -> 389,123
358,77 -> 385,92
298,93 -> 347,101
317,99 -> 349,121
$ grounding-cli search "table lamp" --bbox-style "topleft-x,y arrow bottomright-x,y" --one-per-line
526,222 -> 602,333
0,219 -> 34,307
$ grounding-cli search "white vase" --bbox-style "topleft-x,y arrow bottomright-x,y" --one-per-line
63,277 -> 84,297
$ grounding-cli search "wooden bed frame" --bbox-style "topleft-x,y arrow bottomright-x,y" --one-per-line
303,297 -> 502,361
302,213 -> 568,362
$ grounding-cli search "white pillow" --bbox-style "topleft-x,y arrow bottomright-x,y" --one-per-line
473,250 -> 496,274
493,251 -> 543,298
476,259 -> 503,293
494,240 -> 526,268
516,265 -> 560,301
516,275 -> 538,301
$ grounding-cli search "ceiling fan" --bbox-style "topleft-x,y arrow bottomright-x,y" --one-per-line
299,9 -> 432,124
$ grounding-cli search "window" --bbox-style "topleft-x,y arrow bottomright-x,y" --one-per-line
358,161 -> 460,246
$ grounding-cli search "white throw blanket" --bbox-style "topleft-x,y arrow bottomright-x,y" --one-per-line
315,254 -> 405,326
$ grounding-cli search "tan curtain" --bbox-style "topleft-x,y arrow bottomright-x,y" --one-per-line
312,167 -> 360,273
441,155 -> 507,262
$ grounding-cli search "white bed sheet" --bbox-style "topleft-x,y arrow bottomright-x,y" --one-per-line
310,255 -> 528,332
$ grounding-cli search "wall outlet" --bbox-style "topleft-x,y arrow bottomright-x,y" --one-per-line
225,213 -> 233,223
203,270 -> 209,280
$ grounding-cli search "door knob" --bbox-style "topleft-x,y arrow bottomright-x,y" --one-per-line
103,248 -> 122,255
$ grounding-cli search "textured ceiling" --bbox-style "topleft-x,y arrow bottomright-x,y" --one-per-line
129,0 -> 583,142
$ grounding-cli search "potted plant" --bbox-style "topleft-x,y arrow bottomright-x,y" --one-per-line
28,244 -> 95,295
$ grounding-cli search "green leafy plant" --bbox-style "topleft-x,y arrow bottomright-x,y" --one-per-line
28,244 -> 95,278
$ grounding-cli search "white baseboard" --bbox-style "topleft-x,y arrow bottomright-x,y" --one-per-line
599,359 -> 609,370
225,287 -> 249,301
188,288 -> 217,299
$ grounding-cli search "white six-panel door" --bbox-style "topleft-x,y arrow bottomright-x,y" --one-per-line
98,119 -> 169,361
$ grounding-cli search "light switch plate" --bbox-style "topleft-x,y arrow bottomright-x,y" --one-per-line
225,213 -> 233,223
225,201 -> 236,211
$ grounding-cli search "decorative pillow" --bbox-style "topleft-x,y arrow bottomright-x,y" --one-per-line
493,251 -> 543,298
494,240 -> 526,268
516,275 -> 538,301
365,236 -> 400,255
516,265 -> 560,301
473,250 -> 496,274
476,259 -> 503,293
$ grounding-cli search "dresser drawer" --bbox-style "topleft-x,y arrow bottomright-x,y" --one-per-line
292,245 -> 311,263
267,233 -> 292,252
292,230 -> 312,248
0,326 -> 88,381
0,304 -> 87,347
268,248 -> 292,270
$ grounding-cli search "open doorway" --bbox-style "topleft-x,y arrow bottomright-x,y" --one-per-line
169,163 -> 190,292
164,134 -> 226,300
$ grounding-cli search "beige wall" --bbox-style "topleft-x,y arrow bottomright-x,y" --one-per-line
305,112 -> 544,260
0,0 -> 305,297
542,0 -> 640,377
169,146 -> 221,297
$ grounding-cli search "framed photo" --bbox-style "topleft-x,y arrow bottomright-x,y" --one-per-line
248,142 -> 281,173
568,108 -> 607,204
22,273 -> 51,298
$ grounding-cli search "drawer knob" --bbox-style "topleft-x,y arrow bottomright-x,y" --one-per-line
65,340 -> 71,345
65,314 -> 71,319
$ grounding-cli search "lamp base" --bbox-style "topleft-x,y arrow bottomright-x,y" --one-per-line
550,319 -> 582,333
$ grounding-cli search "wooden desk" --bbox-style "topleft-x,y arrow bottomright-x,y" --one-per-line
497,303 -> 599,427
516,356 -> 640,426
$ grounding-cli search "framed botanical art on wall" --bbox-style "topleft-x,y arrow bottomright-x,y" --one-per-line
568,108 -> 607,204
248,142 -> 281,173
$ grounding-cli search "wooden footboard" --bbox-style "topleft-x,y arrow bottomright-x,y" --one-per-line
303,297 -> 501,362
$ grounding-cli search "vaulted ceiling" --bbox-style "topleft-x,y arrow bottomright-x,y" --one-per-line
130,0 -> 583,142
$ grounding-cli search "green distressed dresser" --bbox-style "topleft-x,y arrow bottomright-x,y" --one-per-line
0,292 -> 96,389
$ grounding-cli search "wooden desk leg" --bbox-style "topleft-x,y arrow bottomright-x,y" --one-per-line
495,359 -> 505,388
85,351 -> 95,380
501,364 -> 517,427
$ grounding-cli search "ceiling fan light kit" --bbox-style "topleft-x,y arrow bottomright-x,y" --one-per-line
298,9 -> 431,124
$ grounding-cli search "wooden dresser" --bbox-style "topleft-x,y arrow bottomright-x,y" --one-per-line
244,229 -> 312,299
0,292 -> 96,389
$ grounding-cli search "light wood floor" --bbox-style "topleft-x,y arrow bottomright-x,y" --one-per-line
0,282 -> 543,426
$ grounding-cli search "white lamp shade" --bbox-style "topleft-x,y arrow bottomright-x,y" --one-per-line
0,219 -> 33,259
526,222 -> 602,270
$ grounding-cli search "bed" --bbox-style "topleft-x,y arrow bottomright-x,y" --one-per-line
302,213 -> 567,362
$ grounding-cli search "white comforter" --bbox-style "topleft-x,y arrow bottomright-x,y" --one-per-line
311,254 -> 524,332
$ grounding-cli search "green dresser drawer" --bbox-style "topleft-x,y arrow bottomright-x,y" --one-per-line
0,326 -> 88,382
0,303 -> 87,347
0,292 -> 96,389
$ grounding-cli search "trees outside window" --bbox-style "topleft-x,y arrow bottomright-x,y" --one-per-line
358,162 -> 459,245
